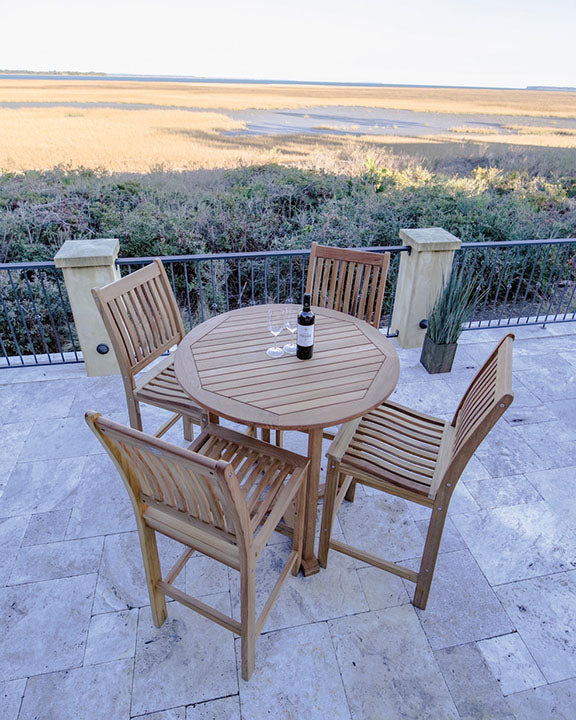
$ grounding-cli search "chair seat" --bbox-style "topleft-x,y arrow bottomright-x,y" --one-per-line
189,424 -> 309,538
339,401 -> 449,499
134,356 -> 204,423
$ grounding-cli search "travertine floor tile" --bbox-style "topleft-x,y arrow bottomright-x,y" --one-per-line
473,422 -> 547,476
93,531 -> 185,614
0,421 -> 33,465
477,633 -> 547,696
518,420 -> 576,469
514,356 -> 576,401
452,502 -> 576,585
184,553 -> 230,598
18,417 -> 103,461
0,679 -> 26,720
84,608 -> 139,665
0,515 -> 29,585
356,566 -> 410,610
464,473 -> 542,509
132,597 -> 237,716
495,571 -> 576,683
229,538 -> 368,632
406,550 -> 513,649
8,536 -> 103,585
524,466 -> 576,525
434,643 -> 514,720
389,377 -> 461,415
135,709 -> 186,720
0,574 -> 96,681
0,379 -> 76,424
22,507 -> 71,546
505,677 -> 576,720
238,622 -> 351,720
186,696 -> 240,720
0,456 -> 85,517
18,659 -> 133,720
66,453 -> 137,539
337,493 -> 423,563
329,605 -> 459,720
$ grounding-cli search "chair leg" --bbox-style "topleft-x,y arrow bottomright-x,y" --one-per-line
240,557 -> 256,681
413,502 -> 449,610
127,396 -> 143,431
275,430 -> 283,447
139,525 -> 167,627
292,482 -> 306,576
344,479 -> 357,503
261,428 -> 271,443
183,415 -> 194,442
318,461 -> 340,568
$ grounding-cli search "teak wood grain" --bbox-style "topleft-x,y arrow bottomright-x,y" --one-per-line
174,303 -> 399,575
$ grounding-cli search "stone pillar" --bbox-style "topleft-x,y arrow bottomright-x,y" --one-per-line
54,239 -> 121,376
391,228 -> 461,348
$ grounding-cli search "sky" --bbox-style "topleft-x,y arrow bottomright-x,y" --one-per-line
2,0 -> 575,88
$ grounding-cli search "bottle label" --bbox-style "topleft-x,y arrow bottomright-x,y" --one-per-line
298,325 -> 314,347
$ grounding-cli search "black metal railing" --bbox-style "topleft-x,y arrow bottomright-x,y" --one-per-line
0,261 -> 81,367
2,237 -> 575,369
116,245 -> 409,337
455,238 -> 576,330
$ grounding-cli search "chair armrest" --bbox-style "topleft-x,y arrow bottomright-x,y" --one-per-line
326,417 -> 362,462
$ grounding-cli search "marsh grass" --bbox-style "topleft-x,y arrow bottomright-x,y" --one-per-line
2,79 -> 576,116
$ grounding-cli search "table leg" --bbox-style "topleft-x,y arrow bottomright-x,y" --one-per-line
300,427 -> 323,576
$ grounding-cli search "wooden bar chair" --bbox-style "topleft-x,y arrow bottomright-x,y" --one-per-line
319,333 -> 514,610
86,412 -> 308,681
92,259 -> 205,440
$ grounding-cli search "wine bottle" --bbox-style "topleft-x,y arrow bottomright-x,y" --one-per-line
297,293 -> 315,360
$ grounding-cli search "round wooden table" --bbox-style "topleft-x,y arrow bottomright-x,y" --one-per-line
175,304 -> 399,575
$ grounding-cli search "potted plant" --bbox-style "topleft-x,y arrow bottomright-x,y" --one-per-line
420,267 -> 476,374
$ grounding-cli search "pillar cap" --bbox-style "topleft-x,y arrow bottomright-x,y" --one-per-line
54,239 -> 119,268
399,228 -> 461,252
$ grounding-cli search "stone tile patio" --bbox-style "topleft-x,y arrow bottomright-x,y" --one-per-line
1,324 -> 575,719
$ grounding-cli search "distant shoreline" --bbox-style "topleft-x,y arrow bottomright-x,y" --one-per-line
2,72 -> 571,92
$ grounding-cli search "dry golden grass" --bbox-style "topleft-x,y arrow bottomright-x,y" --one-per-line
504,124 -> 576,136
0,107 -> 248,172
2,79 -> 576,117
443,128 -> 576,148
450,126 -> 502,135
0,105 -> 442,172
2,80 -> 576,173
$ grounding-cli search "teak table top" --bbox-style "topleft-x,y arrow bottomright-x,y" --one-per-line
174,304 -> 399,431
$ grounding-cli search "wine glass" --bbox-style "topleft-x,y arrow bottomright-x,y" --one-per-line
266,308 -> 284,358
283,305 -> 298,355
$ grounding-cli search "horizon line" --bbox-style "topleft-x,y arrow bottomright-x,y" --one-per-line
2,70 -> 575,92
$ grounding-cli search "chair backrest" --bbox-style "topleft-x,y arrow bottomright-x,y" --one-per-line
305,242 -> 390,327
92,259 -> 185,379
85,411 -> 250,544
448,333 -> 514,476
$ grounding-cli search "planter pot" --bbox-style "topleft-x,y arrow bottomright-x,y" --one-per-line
420,333 -> 457,374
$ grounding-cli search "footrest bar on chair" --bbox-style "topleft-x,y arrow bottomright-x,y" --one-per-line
158,581 -> 242,634
155,412 -> 183,438
328,539 -> 418,583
